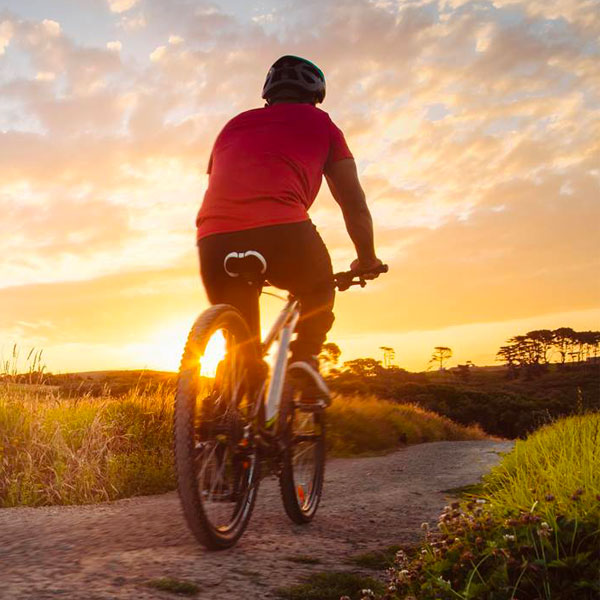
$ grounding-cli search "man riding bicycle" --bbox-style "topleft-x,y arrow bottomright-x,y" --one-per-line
196,55 -> 383,399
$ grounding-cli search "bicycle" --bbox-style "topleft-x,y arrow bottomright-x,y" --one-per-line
173,260 -> 388,550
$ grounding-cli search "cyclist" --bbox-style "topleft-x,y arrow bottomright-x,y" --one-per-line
196,55 -> 383,400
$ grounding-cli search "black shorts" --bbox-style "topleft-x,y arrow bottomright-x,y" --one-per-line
198,220 -> 335,357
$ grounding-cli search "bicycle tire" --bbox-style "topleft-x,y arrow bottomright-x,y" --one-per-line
278,381 -> 326,524
174,304 -> 262,550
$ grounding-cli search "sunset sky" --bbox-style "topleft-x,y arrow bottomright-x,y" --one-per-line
1,0 -> 599,373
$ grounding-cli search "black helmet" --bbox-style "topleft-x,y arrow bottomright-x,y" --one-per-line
262,55 -> 326,104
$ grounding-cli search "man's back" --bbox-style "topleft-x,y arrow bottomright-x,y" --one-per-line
196,103 -> 352,239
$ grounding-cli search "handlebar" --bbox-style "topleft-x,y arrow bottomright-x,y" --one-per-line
334,264 -> 388,291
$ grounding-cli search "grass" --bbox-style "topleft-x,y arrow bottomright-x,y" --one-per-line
0,385 -> 174,507
276,571 -> 385,600
327,394 -> 487,457
386,413 -> 600,600
482,412 -> 600,522
0,386 -> 486,507
146,577 -> 199,595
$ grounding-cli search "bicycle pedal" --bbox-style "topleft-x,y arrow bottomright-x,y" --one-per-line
295,400 -> 327,411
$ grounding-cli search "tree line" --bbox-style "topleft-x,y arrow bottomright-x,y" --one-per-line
496,328 -> 600,377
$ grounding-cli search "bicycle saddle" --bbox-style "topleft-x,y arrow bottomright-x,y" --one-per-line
224,250 -> 267,284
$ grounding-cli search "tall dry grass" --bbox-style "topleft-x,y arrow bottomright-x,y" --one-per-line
327,394 -> 488,456
0,385 -> 174,507
0,387 -> 487,507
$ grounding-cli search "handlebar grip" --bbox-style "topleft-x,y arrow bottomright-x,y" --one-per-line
333,264 -> 389,291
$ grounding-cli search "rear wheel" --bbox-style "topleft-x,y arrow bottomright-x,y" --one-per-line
278,381 -> 326,523
174,304 -> 261,550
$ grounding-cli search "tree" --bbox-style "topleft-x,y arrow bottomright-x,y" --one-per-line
429,346 -> 452,370
526,329 -> 554,364
496,345 -> 520,378
319,342 -> 341,371
552,328 -> 576,364
379,346 -> 396,369
342,358 -> 384,378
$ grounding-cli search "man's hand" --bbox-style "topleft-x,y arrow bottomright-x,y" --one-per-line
350,257 -> 384,280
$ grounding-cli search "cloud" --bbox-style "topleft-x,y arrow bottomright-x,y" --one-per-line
106,40 -> 122,52
107,0 -> 139,14
149,44 -> 166,62
0,0 -> 598,370
0,18 -> 13,55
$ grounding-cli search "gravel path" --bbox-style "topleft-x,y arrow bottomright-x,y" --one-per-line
0,440 -> 512,599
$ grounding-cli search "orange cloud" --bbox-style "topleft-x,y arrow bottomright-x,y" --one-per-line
1,0 -> 598,371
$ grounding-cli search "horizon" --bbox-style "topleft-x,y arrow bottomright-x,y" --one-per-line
1,0 -> 599,374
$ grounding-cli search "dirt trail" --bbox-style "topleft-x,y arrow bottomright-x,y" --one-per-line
0,440 -> 512,599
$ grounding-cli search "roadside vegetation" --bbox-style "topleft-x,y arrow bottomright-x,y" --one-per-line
0,384 -> 484,507
329,361 -> 599,439
382,413 -> 600,600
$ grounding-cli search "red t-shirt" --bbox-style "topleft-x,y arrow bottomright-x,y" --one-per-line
196,103 -> 353,239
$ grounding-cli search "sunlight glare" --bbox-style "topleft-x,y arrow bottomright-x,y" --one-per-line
200,330 -> 227,377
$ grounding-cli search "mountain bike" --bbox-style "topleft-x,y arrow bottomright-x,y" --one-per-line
173,262 -> 388,550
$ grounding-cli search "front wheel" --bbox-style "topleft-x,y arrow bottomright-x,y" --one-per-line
278,381 -> 326,524
174,304 -> 261,550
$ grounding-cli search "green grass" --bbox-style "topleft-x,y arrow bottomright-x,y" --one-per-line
387,413 -> 600,600
276,571 -> 385,600
146,577 -> 199,595
0,386 -> 486,507
482,412 -> 600,522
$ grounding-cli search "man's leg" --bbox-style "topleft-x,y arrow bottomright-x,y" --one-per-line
264,221 -> 335,371
197,234 -> 261,345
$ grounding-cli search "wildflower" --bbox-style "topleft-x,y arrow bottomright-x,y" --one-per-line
394,549 -> 408,569
545,494 -> 555,501
360,589 -> 375,599
476,498 -> 486,504
504,534 -> 516,542
537,522 -> 553,538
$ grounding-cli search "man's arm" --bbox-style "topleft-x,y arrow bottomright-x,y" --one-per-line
325,158 -> 382,273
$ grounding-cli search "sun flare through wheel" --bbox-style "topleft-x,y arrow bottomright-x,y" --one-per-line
173,305 -> 261,550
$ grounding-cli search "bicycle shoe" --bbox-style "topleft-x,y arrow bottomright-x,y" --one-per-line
287,356 -> 331,407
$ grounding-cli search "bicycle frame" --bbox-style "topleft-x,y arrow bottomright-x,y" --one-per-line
260,296 -> 300,423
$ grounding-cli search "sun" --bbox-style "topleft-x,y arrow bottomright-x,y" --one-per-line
125,321 -> 227,377
198,330 -> 227,377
